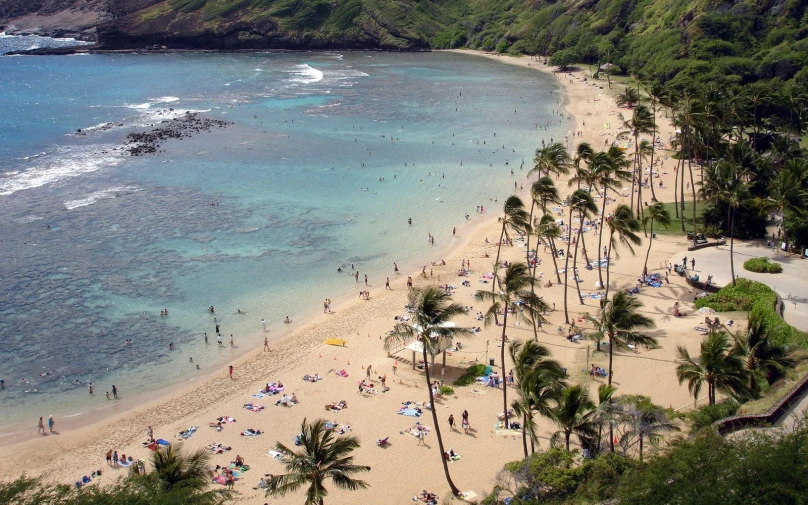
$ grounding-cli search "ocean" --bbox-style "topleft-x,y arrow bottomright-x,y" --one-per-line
0,37 -> 568,431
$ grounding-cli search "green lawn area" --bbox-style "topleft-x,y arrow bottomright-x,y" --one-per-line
647,200 -> 706,236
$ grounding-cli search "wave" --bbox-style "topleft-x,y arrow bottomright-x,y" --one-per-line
0,145 -> 124,196
150,96 -> 180,104
64,185 -> 142,210
288,64 -> 324,84
126,102 -> 151,110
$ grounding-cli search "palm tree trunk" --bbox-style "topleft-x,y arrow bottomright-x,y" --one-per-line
607,334 -> 614,386
604,239 -> 614,299
730,209 -> 737,286
643,219 -> 655,272
563,209 -> 573,324
492,223 -> 507,325
549,237 -> 562,284
639,435 -> 644,461
423,345 -> 460,496
574,219 -> 584,305
649,103 -> 658,202
501,311 -> 509,424
630,140 -> 638,216
521,413 -> 529,458
597,188 -> 608,287
680,146 -> 686,232
688,136 -> 697,235
674,156 -> 680,219
526,202 -> 535,266
565,430 -> 571,451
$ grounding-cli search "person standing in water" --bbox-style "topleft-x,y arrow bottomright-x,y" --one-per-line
37,417 -> 46,435
48,415 -> 54,433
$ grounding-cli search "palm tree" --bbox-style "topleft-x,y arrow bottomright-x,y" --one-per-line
643,80 -> 667,202
509,340 -> 565,457
768,158 -> 808,253
700,160 -> 750,285
562,189 -> 598,320
591,383 -> 618,454
136,443 -> 229,504
526,177 -> 562,316
587,291 -> 656,385
621,397 -> 678,460
591,147 -> 632,287
620,104 -> 655,217
383,287 -> 472,495
530,142 -> 571,180
536,214 -> 563,284
732,313 -> 792,394
615,86 -> 641,108
550,384 -> 597,451
491,196 -> 530,323
676,331 -> 749,406
477,263 -> 549,426
603,204 -> 642,298
642,202 -> 672,272
266,418 -> 370,505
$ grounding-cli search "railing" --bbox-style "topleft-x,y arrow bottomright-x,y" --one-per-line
712,373 -> 808,435
687,239 -> 726,252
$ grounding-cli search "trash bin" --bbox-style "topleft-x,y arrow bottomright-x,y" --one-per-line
489,358 -> 495,366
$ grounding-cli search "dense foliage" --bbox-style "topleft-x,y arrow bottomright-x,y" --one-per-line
743,257 -> 784,273
695,278 -> 808,347
484,416 -> 808,505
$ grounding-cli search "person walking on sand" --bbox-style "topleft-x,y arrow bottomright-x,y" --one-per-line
112,451 -> 119,466
229,365 -> 234,379
417,429 -> 426,446
48,415 -> 54,433
106,450 -> 113,465
264,336 -> 269,351
386,277 -> 390,290
366,365 -> 372,378
393,360 -> 398,374
448,414 -> 455,431
462,410 -> 470,429
37,417 -> 46,435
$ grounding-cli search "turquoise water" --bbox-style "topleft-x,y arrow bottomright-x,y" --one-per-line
0,43 -> 568,428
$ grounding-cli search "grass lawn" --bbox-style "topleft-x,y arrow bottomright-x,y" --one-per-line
648,201 -> 706,236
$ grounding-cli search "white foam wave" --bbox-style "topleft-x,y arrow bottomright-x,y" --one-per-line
288,64 -> 324,84
64,185 -> 142,210
126,103 -> 151,110
0,145 -> 123,196
151,96 -> 179,103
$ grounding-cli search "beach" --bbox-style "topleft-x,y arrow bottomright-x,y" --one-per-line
0,50 -> 722,503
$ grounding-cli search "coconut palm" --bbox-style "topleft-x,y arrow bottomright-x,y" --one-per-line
135,443 -> 229,504
615,86 -> 641,108
642,80 -> 667,202
732,313 -> 792,394
591,147 -> 632,287
530,142 -> 571,179
536,214 -> 563,284
642,202 -> 672,272
266,418 -> 370,505
768,158 -> 808,253
586,291 -> 656,385
526,176 -> 562,311
591,383 -> 618,454
603,204 -> 642,297
490,196 -> 530,324
676,331 -> 749,406
562,189 -> 598,320
476,263 -> 549,425
383,287 -> 472,495
619,104 -> 655,217
621,397 -> 678,460
550,384 -> 597,451
700,160 -> 750,285
509,340 -> 565,456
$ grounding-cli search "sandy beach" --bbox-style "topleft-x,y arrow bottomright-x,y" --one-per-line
0,50 -> 725,503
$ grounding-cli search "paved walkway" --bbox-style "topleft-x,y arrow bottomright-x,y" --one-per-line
670,240 -> 808,331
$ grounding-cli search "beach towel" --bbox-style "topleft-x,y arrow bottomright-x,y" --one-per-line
241,430 -> 262,436
178,426 -> 198,439
267,450 -> 283,460
243,403 -> 265,412
156,439 -> 170,446
399,408 -> 421,417
252,393 -> 267,399
338,369 -> 349,377
213,475 -> 227,485
407,425 -> 431,438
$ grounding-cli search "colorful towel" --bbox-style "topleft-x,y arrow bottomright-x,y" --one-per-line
399,408 -> 421,417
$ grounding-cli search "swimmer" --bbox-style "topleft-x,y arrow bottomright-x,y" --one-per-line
284,316 -> 292,324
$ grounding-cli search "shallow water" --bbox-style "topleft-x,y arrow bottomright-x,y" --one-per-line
0,42 -> 569,428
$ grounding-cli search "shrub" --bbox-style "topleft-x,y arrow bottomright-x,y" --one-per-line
743,257 -> 783,273
439,385 -> 455,395
686,400 -> 739,434
453,363 -> 487,386
695,278 -> 808,347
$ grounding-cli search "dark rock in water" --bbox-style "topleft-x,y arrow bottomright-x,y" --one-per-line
123,112 -> 232,156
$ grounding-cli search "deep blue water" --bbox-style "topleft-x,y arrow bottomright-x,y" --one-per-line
0,39 -> 568,427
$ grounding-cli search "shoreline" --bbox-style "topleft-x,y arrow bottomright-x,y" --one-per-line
1,49 -> 711,504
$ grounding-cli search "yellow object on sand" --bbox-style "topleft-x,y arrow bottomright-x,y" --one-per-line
324,338 -> 346,346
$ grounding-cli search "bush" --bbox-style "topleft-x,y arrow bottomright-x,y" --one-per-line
686,400 -> 739,434
453,363 -> 487,386
695,278 -> 808,347
440,385 -> 455,395
743,257 -> 783,273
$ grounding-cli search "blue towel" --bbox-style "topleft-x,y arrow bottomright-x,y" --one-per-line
398,408 -> 421,417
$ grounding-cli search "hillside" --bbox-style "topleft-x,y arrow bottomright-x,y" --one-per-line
1,0 -> 808,86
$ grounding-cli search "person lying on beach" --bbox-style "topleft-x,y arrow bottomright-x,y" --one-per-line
209,421 -> 223,431
303,374 -> 322,382
241,428 -> 262,436
326,400 -> 348,411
